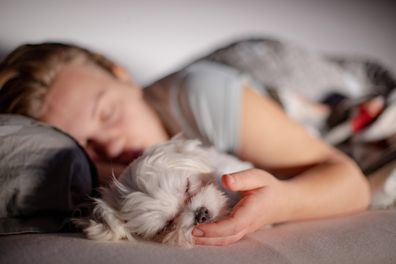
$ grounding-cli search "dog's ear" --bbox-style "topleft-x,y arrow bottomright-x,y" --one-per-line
71,217 -> 90,229
76,198 -> 136,242
73,217 -> 129,241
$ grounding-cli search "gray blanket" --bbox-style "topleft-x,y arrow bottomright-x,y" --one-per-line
0,114 -> 98,234
202,37 -> 396,176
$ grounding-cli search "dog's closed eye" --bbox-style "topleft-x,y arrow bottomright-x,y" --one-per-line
185,178 -> 194,204
185,178 -> 190,194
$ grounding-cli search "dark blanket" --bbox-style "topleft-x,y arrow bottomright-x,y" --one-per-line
0,114 -> 98,234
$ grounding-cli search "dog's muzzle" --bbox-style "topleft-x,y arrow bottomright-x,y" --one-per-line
195,206 -> 211,224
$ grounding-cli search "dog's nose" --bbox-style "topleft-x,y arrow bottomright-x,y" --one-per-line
195,207 -> 210,224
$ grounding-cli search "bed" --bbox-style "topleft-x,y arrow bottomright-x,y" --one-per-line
1,38 -> 396,263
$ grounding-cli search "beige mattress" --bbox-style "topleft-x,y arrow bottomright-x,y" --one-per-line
1,209 -> 395,264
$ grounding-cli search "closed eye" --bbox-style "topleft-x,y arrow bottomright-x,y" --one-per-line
185,178 -> 190,194
101,103 -> 119,125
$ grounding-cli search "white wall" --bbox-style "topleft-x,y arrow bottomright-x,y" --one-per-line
0,0 -> 395,86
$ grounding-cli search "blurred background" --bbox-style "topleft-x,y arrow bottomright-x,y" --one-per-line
0,0 -> 395,86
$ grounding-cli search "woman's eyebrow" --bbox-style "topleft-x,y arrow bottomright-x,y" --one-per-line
91,90 -> 106,118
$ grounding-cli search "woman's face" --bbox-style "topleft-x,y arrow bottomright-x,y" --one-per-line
39,62 -> 168,165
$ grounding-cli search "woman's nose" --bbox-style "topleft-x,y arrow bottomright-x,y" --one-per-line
87,136 -> 124,160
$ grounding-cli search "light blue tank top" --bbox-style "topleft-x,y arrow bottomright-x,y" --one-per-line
144,61 -> 266,154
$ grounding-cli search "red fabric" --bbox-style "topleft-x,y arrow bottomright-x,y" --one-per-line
351,105 -> 374,132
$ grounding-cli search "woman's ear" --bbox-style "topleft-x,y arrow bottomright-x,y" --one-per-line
112,65 -> 133,83
112,64 -> 143,97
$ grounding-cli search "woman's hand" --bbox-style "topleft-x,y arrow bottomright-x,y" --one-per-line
192,168 -> 291,246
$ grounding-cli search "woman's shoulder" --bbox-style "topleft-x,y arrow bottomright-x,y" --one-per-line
177,60 -> 246,103
178,61 -> 245,152
145,60 -> 247,93
143,60 -> 259,153
144,60 -> 246,123
181,60 -> 242,87
183,60 -> 240,75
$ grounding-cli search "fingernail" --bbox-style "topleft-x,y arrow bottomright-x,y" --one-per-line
192,228 -> 204,237
227,174 -> 236,185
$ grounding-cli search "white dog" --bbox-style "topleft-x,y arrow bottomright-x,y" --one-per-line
75,137 -> 251,247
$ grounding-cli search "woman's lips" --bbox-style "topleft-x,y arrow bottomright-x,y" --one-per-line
89,146 -> 143,165
113,149 -> 143,165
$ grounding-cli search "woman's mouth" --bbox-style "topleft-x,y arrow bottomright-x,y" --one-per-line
113,149 -> 143,165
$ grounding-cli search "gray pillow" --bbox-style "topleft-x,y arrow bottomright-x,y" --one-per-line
0,114 -> 98,235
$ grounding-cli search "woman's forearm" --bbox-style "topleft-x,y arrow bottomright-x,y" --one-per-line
282,153 -> 370,222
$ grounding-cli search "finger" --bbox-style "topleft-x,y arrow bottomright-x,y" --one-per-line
222,168 -> 273,191
192,197 -> 255,237
194,229 -> 246,246
192,216 -> 245,239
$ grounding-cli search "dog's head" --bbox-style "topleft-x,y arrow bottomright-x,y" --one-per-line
94,138 -> 228,247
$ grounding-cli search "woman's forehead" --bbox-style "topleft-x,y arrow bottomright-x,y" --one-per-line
45,64 -> 104,109
39,63 -> 110,140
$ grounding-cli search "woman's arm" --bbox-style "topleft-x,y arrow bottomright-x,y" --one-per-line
238,85 -> 370,215
193,86 -> 370,246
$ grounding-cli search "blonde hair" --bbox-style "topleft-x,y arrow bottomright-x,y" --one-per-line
0,42 -> 117,118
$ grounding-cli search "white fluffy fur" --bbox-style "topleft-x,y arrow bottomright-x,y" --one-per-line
371,168 -> 396,209
75,137 -> 251,247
